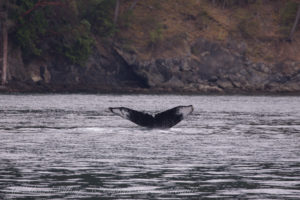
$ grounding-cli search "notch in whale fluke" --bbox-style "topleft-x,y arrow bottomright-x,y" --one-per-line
109,105 -> 193,129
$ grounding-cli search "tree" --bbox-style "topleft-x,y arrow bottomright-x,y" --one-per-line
113,0 -> 120,25
22,0 -> 65,16
0,0 -> 8,85
288,4 -> 300,41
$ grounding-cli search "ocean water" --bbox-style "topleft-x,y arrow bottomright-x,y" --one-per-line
0,94 -> 300,199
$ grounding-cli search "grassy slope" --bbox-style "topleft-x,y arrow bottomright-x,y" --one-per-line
115,0 -> 300,67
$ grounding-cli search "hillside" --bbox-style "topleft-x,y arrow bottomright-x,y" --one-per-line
1,0 -> 300,93
116,0 -> 300,62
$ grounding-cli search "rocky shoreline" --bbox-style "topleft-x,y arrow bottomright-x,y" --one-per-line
1,37 -> 300,95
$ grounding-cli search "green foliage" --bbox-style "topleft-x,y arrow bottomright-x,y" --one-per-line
149,23 -> 164,46
11,0 -> 94,65
238,18 -> 259,38
279,1 -> 298,36
120,10 -> 134,29
82,0 -> 117,37
13,1 -> 48,58
197,10 -> 212,30
62,20 -> 94,66
280,1 -> 298,26
234,8 -> 259,39
63,36 -> 94,66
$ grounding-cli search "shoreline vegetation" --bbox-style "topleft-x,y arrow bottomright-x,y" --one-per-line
1,0 -> 300,94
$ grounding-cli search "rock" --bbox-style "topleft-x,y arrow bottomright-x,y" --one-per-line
112,37 -> 300,94
3,36 -> 300,94
7,45 -> 28,82
190,38 -> 246,81
217,79 -> 234,89
163,76 -> 185,88
197,84 -> 223,93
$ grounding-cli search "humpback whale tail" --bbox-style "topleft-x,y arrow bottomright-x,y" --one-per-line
109,105 -> 193,129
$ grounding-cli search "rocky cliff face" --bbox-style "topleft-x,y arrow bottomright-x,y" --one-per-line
2,0 -> 300,94
113,38 -> 300,94
3,37 -> 300,94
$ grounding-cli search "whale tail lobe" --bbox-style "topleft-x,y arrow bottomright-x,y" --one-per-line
109,105 -> 193,129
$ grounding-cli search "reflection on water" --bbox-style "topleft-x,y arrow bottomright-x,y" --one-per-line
0,95 -> 300,199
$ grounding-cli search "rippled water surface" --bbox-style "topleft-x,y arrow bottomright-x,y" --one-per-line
0,94 -> 300,199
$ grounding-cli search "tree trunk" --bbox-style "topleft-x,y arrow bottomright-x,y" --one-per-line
113,0 -> 120,25
1,13 -> 7,85
1,0 -> 8,85
288,5 -> 300,41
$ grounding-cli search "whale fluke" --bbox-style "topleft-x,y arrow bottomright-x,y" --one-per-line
109,105 -> 193,129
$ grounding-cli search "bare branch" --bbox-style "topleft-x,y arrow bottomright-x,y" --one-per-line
22,0 -> 66,17
113,0 -> 120,25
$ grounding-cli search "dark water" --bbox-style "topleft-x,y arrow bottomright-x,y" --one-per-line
0,95 -> 300,199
